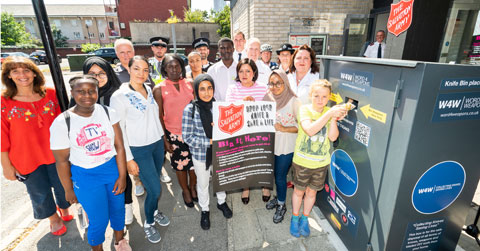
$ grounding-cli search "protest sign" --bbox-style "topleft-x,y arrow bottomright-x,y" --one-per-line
212,101 -> 276,193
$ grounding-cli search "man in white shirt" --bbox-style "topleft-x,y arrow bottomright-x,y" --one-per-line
364,30 -> 386,58
246,38 -> 272,85
207,38 -> 237,101
233,31 -> 247,63
148,36 -> 169,85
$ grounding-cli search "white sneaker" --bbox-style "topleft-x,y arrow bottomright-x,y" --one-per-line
160,174 -> 172,183
125,204 -> 133,225
135,184 -> 145,196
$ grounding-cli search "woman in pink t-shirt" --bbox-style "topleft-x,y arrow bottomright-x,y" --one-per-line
225,58 -> 269,204
153,54 -> 197,208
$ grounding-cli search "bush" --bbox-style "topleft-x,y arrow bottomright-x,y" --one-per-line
81,43 -> 101,53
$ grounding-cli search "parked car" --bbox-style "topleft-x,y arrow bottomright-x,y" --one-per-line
1,52 -> 40,65
88,48 -> 119,64
30,50 -> 62,64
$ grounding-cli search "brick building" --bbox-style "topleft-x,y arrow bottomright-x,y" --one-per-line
230,0 -> 372,60
116,0 -> 189,38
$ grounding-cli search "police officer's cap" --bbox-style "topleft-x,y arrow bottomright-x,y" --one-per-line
150,37 -> 169,47
192,38 -> 210,49
276,43 -> 295,55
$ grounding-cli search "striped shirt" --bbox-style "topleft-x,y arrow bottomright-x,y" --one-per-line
225,81 -> 268,102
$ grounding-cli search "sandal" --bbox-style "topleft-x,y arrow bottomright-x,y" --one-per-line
57,206 -> 74,222
51,222 -> 67,236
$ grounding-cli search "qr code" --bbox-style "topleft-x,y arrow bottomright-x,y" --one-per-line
354,121 -> 370,146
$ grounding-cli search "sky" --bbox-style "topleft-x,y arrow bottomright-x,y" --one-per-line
0,0 -> 212,9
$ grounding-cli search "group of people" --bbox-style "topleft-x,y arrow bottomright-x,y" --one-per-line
1,30 -> 349,250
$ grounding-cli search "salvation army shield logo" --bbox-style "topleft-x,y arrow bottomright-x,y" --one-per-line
387,0 -> 414,36
218,104 -> 244,135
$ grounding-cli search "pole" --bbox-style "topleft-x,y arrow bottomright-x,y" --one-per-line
171,23 -> 177,54
31,0 -> 69,111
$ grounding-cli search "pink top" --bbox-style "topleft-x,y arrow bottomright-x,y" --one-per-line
225,82 -> 268,102
160,79 -> 194,135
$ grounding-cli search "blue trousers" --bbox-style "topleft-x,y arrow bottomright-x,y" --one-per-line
130,139 -> 164,224
24,163 -> 70,219
71,157 -> 125,246
274,153 -> 294,203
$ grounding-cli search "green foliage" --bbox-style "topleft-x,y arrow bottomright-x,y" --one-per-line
212,6 -> 231,38
183,7 -> 208,23
1,12 -> 38,46
52,24 -> 69,47
81,43 -> 101,53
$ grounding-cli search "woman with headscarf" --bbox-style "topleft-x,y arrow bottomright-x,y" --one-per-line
182,74 -> 232,230
263,70 -> 300,223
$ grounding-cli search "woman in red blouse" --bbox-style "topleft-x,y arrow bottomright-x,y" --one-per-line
1,56 -> 72,236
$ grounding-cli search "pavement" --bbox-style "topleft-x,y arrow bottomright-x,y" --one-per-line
1,62 -> 479,251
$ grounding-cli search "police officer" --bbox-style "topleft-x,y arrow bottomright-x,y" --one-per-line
148,36 -> 169,85
274,43 -> 295,73
190,37 -> 214,72
363,30 -> 386,58
260,44 -> 278,70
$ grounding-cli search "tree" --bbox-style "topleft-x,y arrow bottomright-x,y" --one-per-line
52,24 -> 69,47
183,7 -> 207,23
212,6 -> 231,38
1,12 -> 37,46
166,9 -> 181,24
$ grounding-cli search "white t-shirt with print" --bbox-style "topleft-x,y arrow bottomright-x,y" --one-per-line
50,104 -> 120,169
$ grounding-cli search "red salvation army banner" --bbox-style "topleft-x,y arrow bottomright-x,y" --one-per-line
387,0 -> 414,36
212,101 -> 276,193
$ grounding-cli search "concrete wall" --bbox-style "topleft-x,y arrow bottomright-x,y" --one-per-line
130,22 -> 221,45
231,0 -> 372,60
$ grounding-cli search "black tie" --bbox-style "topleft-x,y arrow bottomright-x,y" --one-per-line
238,53 -> 242,61
377,43 -> 382,58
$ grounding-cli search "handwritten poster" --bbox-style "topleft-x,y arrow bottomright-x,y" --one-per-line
212,101 -> 276,193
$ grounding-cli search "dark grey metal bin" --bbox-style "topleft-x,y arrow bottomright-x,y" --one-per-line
315,56 -> 480,251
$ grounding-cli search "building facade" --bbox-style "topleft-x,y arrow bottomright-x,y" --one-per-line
230,0 -> 373,60
115,0 -> 189,38
2,4 -> 120,47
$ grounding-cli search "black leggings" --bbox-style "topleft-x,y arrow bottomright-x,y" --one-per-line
125,174 -> 133,204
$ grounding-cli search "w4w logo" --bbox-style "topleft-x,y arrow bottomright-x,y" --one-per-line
418,187 -> 434,194
438,99 -> 461,109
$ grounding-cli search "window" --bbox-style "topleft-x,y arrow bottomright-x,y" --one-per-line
71,20 -> 77,26
120,23 -> 125,29
100,32 -> 105,39
109,21 -> 114,29
73,32 -> 81,39
28,20 -> 33,25
85,20 -> 93,27
200,32 -> 210,39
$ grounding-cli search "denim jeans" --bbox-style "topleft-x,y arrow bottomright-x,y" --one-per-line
130,139 -> 165,224
274,153 -> 294,203
23,163 -> 70,219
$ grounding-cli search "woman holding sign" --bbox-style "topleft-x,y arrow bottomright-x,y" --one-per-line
225,58 -> 269,204
263,70 -> 300,223
182,74 -> 233,230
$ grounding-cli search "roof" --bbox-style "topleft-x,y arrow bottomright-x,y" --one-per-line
2,4 -> 113,17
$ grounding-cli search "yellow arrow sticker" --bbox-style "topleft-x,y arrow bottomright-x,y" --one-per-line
360,104 -> 387,124
329,92 -> 343,104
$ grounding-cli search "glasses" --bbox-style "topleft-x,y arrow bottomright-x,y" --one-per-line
88,73 -> 107,79
268,82 -> 284,88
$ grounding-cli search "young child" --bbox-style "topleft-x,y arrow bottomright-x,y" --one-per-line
290,79 -> 347,238
50,75 -> 131,250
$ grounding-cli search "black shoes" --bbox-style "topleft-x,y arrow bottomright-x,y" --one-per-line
266,197 -> 278,210
201,211 -> 210,230
182,192 -> 194,208
217,202 -> 233,219
273,204 -> 287,224
241,196 -> 250,204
